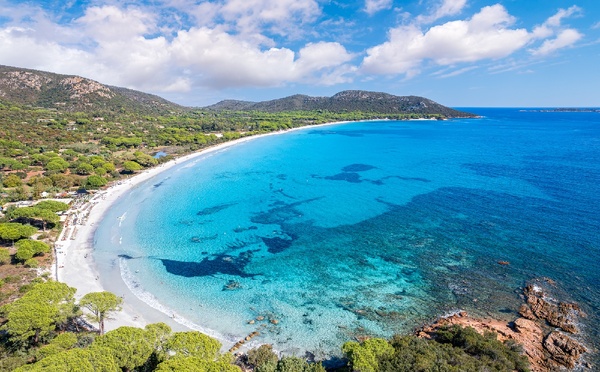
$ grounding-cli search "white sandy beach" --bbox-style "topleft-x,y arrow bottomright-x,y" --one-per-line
53,121 -> 352,342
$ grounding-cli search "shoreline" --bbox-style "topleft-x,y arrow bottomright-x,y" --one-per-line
54,120 -> 353,343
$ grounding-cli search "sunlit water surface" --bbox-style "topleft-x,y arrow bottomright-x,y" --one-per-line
94,109 -> 600,358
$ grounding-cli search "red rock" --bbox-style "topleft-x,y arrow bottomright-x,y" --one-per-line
543,331 -> 587,368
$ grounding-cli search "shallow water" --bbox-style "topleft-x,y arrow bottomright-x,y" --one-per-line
94,109 -> 600,358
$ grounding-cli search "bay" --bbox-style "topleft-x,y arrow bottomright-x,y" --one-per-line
94,108 -> 600,357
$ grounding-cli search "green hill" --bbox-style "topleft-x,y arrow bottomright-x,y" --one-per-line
0,65 -> 474,118
0,65 -> 184,115
204,90 -> 475,118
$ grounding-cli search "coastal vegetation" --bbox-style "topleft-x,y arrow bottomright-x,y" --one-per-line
0,279 -> 329,371
0,99 -> 462,205
0,279 -> 528,371
0,65 -> 475,205
0,65 -> 543,371
0,280 -> 530,371
342,327 -> 530,372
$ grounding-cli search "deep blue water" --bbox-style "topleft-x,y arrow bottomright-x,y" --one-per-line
94,108 -> 600,357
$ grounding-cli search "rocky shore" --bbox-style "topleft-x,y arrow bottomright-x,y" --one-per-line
416,278 -> 590,371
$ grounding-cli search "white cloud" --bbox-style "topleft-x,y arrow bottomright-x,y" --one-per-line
417,0 -> 467,24
364,0 -> 393,15
532,5 -> 582,39
437,66 -> 478,78
218,0 -> 320,38
0,26 -> 102,77
187,2 -> 222,28
171,29 -> 354,88
529,6 -> 583,56
296,42 -> 354,72
0,1 -> 352,92
530,29 -> 582,56
362,5 -> 531,75
0,0 -> 587,97
77,5 -> 156,42
546,5 -> 581,27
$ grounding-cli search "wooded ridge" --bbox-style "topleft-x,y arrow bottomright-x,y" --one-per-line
0,65 -> 474,118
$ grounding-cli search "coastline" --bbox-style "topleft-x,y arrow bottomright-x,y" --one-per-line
53,120 -> 353,342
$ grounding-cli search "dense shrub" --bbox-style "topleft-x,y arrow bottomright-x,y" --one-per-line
16,239 -> 50,256
35,200 -> 69,212
344,327 -> 530,372
0,248 -> 11,264
75,163 -> 94,175
155,356 -> 240,372
255,356 -> 325,372
24,258 -> 38,268
15,246 -> 34,262
0,223 -> 37,242
435,325 -> 530,371
3,174 -> 22,187
163,331 -> 221,360
86,175 -> 108,188
247,344 -> 278,369
122,160 -> 143,172
342,338 -> 394,372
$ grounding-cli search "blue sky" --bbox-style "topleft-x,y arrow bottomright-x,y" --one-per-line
0,0 -> 598,107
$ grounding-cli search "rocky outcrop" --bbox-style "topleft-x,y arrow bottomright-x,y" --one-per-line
543,331 -> 587,369
417,280 -> 590,371
512,318 -> 546,367
519,284 -> 584,334
59,76 -> 114,99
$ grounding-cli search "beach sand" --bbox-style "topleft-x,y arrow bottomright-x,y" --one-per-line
54,122 -> 351,343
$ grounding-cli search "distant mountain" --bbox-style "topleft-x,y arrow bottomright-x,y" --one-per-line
204,99 -> 256,111
0,65 -> 473,118
204,90 -> 475,118
0,65 -> 183,115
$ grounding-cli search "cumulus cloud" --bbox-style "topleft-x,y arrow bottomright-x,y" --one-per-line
77,5 -> 156,41
362,5 -> 530,75
532,5 -> 582,39
530,6 -> 583,55
171,29 -> 353,87
530,29 -> 583,56
364,0 -> 393,15
0,1 -> 353,92
0,0 -> 587,96
183,0 -> 321,39
363,3 -> 586,78
0,26 -> 106,78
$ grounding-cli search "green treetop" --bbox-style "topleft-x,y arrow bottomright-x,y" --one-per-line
79,291 -> 123,335
1,281 -> 77,346
14,347 -> 120,372
0,222 -> 37,244
92,326 -> 154,371
155,356 -> 241,372
35,200 -> 69,212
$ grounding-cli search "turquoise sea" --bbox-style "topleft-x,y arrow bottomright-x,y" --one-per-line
94,108 -> 599,358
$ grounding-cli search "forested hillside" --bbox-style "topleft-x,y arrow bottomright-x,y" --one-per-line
0,65 -> 476,205
204,90 -> 476,118
0,65 -> 183,115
